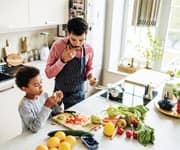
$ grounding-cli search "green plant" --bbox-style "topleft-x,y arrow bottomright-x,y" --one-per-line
146,29 -> 163,60
135,29 -> 163,68
173,86 -> 180,100
173,83 -> 180,99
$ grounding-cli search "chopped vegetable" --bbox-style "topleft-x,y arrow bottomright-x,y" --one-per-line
66,116 -> 88,124
91,115 -> 102,124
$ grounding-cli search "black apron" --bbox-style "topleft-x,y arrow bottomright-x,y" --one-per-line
54,44 -> 86,109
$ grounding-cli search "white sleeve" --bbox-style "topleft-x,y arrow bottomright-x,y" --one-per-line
19,98 -> 52,133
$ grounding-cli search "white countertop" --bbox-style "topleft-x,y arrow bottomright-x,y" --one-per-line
0,88 -> 180,150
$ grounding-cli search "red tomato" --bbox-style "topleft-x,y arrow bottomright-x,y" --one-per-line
116,127 -> 124,135
125,130 -> 132,138
132,131 -> 138,139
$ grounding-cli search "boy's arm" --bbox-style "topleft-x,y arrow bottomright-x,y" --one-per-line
19,104 -> 52,133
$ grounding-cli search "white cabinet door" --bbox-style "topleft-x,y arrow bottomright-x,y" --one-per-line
0,0 -> 29,27
29,0 -> 69,26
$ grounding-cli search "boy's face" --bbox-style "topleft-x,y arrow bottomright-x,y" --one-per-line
68,32 -> 86,48
22,75 -> 43,97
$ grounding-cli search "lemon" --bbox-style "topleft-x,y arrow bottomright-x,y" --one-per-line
58,141 -> 71,150
47,137 -> 60,148
103,122 -> 115,137
36,144 -> 48,150
49,148 -> 58,150
54,131 -> 66,141
64,135 -> 77,148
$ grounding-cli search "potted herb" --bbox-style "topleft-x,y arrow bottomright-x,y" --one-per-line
135,29 -> 163,70
173,84 -> 180,99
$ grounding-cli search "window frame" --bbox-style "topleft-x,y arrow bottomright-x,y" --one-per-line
107,0 -> 174,72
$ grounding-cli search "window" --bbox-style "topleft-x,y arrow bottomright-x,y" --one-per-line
162,0 -> 180,72
123,0 -> 155,65
108,0 -> 179,73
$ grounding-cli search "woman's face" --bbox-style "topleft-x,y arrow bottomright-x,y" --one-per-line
68,32 -> 86,48
23,75 -> 43,98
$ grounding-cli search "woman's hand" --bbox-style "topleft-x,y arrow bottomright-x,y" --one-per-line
61,45 -> 76,63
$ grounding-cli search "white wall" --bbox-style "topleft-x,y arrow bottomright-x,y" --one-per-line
0,28 -> 57,57
102,0 -> 126,85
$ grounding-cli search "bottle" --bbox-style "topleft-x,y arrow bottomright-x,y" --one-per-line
1,47 -> 7,62
39,32 -> 49,61
177,100 -> 180,113
162,73 -> 176,100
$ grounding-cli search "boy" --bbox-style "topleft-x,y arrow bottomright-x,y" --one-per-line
16,66 -> 64,133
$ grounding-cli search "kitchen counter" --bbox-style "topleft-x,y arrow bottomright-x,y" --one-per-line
0,84 -> 180,150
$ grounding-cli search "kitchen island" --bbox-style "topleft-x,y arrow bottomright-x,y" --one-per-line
0,84 -> 180,150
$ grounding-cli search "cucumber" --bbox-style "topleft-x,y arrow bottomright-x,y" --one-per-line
48,129 -> 93,137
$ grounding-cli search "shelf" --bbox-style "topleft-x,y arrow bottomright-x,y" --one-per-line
0,23 -> 58,34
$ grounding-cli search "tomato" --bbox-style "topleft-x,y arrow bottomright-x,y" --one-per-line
116,127 -> 124,135
125,130 -> 132,138
132,131 -> 138,139
66,116 -> 88,124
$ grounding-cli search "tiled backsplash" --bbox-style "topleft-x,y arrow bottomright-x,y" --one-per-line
0,28 -> 57,57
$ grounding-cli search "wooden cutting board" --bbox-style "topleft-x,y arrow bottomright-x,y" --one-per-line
6,53 -> 24,66
154,101 -> 180,118
52,112 -> 101,131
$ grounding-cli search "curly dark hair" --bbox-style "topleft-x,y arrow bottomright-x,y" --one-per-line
15,66 -> 40,88
67,17 -> 88,35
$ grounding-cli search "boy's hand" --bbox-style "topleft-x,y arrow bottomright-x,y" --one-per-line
44,96 -> 57,108
53,90 -> 63,103
44,91 -> 63,108
61,45 -> 76,63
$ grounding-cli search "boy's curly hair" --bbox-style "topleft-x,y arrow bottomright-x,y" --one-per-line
15,66 -> 40,88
